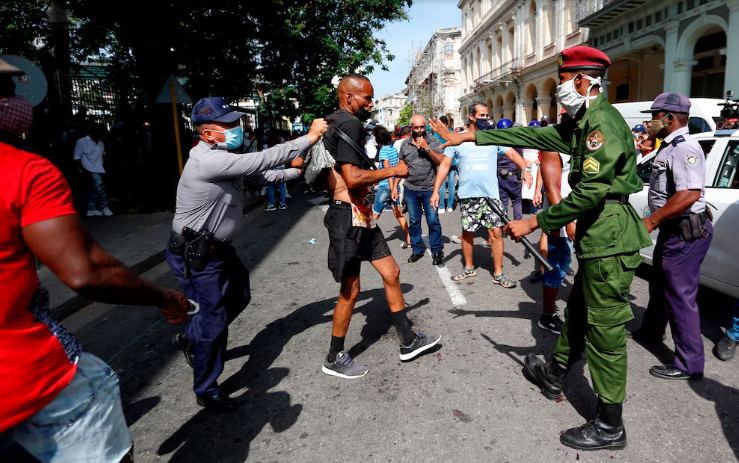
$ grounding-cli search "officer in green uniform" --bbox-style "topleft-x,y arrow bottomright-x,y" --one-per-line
431,46 -> 651,451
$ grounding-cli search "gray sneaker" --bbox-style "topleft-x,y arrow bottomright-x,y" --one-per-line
399,332 -> 441,361
322,351 -> 368,379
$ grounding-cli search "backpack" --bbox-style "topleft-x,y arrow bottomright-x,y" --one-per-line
303,120 -> 376,189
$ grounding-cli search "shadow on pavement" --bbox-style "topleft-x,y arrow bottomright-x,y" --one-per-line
157,284 -> 426,462
689,377 -> 739,460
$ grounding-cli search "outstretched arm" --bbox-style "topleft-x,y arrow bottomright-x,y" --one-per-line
23,215 -> 189,323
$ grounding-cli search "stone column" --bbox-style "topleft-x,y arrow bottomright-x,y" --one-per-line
536,96 -> 552,122
726,0 -> 739,96
523,100 -> 535,123
673,60 -> 698,97
662,20 -> 680,93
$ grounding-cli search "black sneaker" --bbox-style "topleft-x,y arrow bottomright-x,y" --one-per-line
399,332 -> 441,361
538,313 -> 564,335
408,253 -> 424,263
172,333 -> 195,369
529,270 -> 543,283
432,251 -> 444,267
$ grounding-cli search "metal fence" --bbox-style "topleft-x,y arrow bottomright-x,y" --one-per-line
50,64 -> 146,129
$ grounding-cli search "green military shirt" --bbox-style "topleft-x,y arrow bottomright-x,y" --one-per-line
475,93 -> 651,259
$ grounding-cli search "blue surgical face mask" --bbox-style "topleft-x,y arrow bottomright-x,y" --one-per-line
209,126 -> 244,149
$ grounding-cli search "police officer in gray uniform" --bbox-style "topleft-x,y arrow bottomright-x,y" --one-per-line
167,97 -> 327,412
629,93 -> 713,380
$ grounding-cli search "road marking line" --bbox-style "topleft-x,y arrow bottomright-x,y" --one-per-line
421,235 -> 467,306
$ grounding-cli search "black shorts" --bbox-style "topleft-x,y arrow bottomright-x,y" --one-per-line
324,200 -> 392,282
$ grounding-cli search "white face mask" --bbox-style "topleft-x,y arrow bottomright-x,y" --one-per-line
556,74 -> 603,117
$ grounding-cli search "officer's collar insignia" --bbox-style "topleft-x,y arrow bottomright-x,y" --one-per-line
685,153 -> 700,167
583,157 -> 600,174
586,131 -> 604,152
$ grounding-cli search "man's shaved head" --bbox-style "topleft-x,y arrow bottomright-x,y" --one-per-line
411,115 -> 425,127
337,73 -> 374,119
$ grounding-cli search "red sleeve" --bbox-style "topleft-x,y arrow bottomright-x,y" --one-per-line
20,156 -> 77,227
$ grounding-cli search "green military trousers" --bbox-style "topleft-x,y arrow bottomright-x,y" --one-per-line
552,251 -> 643,404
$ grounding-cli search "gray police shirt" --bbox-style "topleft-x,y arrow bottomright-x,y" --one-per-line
648,127 -> 706,215
172,138 -> 309,242
397,134 -> 442,191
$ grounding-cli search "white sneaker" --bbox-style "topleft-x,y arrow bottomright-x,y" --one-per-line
451,234 -> 462,244
447,208 -> 453,213
87,209 -> 103,217
102,207 -> 114,217
438,208 -> 445,214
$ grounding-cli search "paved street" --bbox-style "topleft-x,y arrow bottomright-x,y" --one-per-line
62,190 -> 739,463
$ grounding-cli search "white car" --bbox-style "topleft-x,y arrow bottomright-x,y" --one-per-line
630,129 -> 739,298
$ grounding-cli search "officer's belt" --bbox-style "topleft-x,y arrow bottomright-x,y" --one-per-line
603,193 -> 629,205
497,168 -> 519,177
168,229 -> 230,257
658,210 -> 710,236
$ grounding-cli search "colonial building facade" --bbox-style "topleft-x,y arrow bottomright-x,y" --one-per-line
579,0 -> 738,102
374,92 -> 407,129
458,0 -> 587,125
406,27 -> 464,126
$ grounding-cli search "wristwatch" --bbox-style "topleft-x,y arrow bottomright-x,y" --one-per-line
524,167 -> 532,172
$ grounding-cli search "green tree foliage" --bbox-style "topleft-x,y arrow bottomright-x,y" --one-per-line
1,0 -> 412,122
396,102 -> 413,126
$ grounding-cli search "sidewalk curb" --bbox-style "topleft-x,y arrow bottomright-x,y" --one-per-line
52,194 -> 270,321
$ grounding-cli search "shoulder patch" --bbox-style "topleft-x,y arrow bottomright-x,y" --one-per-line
586,131 -> 604,152
685,153 -> 700,167
583,157 -> 600,174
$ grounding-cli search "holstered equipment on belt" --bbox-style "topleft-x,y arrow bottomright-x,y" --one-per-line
497,168 -> 520,179
660,211 -> 710,241
603,193 -> 629,205
169,227 -> 225,275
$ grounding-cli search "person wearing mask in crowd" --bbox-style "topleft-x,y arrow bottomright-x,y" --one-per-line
431,46 -> 652,451
398,114 -> 446,266
435,115 -> 457,214
167,97 -> 327,413
531,108 -> 576,334
319,74 -> 440,379
372,126 -> 411,249
496,118 -> 526,226
392,124 -> 403,141
628,93 -> 712,381
0,88 -> 190,463
431,102 -> 531,287
540,116 -> 550,127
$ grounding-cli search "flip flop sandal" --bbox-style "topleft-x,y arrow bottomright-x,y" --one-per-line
493,273 -> 517,288
451,267 -> 477,281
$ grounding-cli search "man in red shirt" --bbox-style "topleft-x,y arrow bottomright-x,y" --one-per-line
0,90 -> 189,462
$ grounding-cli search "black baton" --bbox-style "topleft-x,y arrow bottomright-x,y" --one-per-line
484,197 -> 554,273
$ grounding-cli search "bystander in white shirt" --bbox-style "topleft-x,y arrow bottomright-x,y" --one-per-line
73,135 -> 106,173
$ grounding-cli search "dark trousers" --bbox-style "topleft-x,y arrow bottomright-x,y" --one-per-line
640,221 -> 713,375
498,174 -> 523,221
165,244 -> 251,396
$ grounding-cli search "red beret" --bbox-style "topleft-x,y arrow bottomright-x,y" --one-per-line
558,46 -> 611,72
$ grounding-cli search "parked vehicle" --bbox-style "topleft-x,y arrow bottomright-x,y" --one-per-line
630,129 -> 739,298
612,99 -> 723,135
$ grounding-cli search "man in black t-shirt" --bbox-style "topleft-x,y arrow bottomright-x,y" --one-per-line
319,74 -> 441,379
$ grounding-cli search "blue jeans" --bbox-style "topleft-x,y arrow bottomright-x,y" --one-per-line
405,188 -> 443,255
6,353 -> 133,463
87,172 -> 108,210
727,300 -> 739,342
541,236 -> 573,289
268,183 -> 287,206
438,166 -> 458,209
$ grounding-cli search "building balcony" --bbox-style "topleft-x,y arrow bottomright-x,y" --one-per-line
473,61 -> 514,90
577,0 -> 649,28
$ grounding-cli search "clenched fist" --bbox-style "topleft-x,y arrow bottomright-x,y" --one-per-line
306,118 -> 329,145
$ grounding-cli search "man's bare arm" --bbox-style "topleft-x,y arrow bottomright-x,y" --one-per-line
503,148 -> 533,187
22,215 -> 189,323
340,162 -> 408,190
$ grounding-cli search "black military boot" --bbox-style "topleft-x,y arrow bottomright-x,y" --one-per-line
716,335 -> 738,361
524,353 -> 567,400
560,399 -> 627,451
